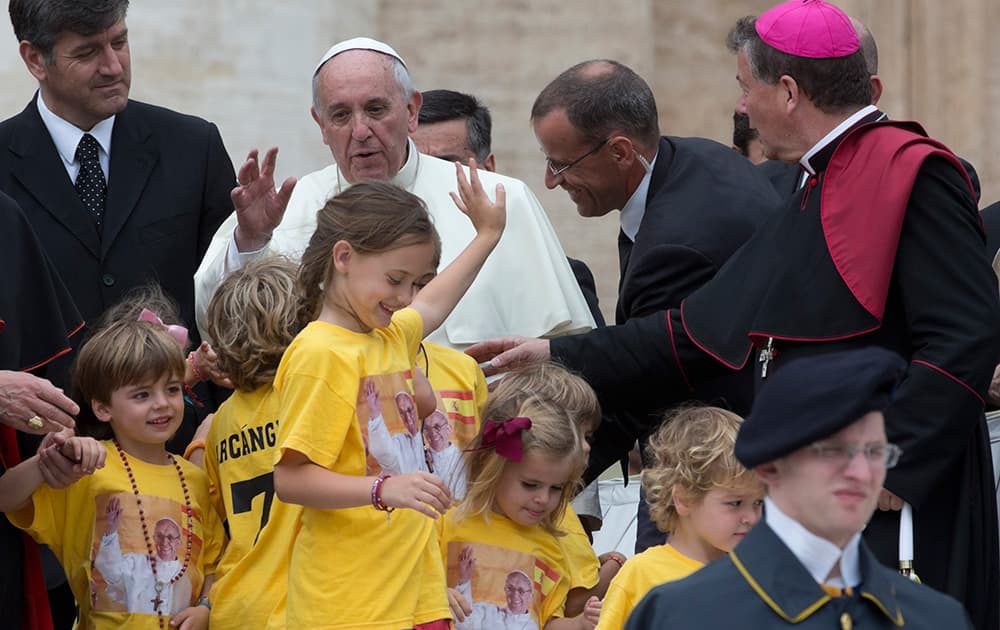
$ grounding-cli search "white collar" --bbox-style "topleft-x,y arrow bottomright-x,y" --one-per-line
799,105 -> 878,176
336,138 -> 421,192
764,497 -> 862,588
620,151 -> 657,242
36,91 -> 114,164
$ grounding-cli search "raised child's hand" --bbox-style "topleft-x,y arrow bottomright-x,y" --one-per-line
379,471 -> 452,519
188,341 -> 233,389
450,159 -> 506,240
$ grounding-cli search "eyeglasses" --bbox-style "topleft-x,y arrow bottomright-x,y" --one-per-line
154,533 -> 181,543
545,138 -> 609,177
504,586 -> 532,597
808,442 -> 902,469
424,422 -> 450,436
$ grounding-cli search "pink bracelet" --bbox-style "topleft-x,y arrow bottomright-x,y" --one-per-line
605,553 -> 626,568
371,475 -> 394,512
188,351 -> 208,382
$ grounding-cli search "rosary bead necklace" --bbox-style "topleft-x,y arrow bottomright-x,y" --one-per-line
112,439 -> 194,628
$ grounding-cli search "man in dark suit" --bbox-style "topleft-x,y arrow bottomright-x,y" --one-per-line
529,60 -> 779,551
0,2 -> 243,624
0,0 -> 238,392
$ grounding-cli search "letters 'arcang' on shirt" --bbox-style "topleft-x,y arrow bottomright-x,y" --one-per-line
203,384 -> 303,630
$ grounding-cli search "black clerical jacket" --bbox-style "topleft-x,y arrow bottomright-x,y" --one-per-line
555,116 -> 1000,628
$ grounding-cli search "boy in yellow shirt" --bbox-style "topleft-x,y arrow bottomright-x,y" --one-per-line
596,406 -> 764,629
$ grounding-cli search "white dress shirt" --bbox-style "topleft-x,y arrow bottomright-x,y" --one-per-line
764,496 -> 861,588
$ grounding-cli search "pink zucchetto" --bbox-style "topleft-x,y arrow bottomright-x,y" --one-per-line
755,0 -> 859,59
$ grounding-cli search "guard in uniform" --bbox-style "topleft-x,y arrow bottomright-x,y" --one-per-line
626,347 -> 972,629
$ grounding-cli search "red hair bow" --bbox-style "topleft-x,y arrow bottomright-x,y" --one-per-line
481,416 -> 532,462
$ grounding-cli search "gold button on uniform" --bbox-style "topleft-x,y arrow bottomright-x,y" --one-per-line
840,612 -> 852,630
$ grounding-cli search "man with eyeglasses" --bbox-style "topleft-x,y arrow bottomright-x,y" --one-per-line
423,409 -> 467,499
454,551 -> 539,630
529,59 -> 780,552
95,502 -> 194,617
627,347 -> 972,629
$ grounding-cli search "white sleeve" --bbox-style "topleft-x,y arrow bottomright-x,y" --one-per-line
93,531 -> 127,586
194,212 -> 275,341
367,414 -> 403,474
454,580 -> 490,630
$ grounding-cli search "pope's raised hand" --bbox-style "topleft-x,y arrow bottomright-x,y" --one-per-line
232,147 -> 297,252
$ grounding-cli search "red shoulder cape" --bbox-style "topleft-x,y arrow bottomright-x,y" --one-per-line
822,121 -> 977,322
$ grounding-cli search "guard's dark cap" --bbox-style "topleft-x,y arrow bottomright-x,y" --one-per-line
735,347 -> 906,468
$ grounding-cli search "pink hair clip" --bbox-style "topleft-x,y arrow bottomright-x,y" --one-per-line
137,308 -> 189,348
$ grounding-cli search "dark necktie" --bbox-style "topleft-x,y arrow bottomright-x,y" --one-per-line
74,133 -> 106,226
618,229 -> 633,277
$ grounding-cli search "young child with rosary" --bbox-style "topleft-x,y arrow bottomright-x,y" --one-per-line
5,299 -> 224,630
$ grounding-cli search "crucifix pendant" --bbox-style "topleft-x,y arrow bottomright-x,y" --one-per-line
151,581 -> 165,611
759,337 -> 776,379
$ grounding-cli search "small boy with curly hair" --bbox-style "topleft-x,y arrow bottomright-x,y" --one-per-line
595,406 -> 764,629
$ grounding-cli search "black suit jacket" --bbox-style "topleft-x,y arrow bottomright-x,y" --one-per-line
0,97 -> 235,386
555,136 -> 779,475
616,136 -> 779,324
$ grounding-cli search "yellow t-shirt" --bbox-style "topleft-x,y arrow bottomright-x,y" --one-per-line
439,510 -> 572,629
419,340 -> 488,448
557,505 -> 600,591
7,442 -> 224,630
274,308 -> 449,629
595,544 -> 703,630
203,385 -> 302,630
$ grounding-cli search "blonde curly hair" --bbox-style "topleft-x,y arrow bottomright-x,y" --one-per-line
205,256 -> 301,392
456,363 -> 590,535
642,405 -> 754,534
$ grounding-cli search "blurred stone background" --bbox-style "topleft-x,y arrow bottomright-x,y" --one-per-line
0,0 -> 996,324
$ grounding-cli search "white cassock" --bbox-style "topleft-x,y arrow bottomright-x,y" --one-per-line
454,580 -> 539,630
194,141 -> 596,349
367,414 -> 427,475
429,442 -> 467,499
94,531 -> 193,616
